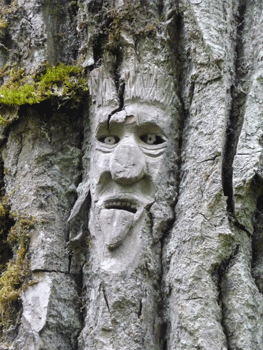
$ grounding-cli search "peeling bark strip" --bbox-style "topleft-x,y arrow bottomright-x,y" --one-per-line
1,0 -> 263,349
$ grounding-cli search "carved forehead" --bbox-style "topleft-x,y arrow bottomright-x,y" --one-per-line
124,103 -> 168,125
93,101 -> 175,135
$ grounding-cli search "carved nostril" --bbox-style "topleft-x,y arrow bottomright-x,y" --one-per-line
109,142 -> 146,185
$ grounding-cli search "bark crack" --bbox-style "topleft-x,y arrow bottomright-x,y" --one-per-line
198,153 -> 221,163
138,299 -> 142,318
101,283 -> 111,313
107,80 -> 125,128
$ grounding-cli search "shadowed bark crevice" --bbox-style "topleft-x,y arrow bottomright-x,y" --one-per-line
213,245 -> 240,350
157,0 -> 164,17
165,8 -> 186,208
160,321 -> 167,350
160,8 -> 187,349
0,156 -> 14,273
222,0 -> 248,216
252,192 -> 263,294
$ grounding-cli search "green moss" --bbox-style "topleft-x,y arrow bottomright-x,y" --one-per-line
0,63 -> 88,111
0,214 -> 34,328
0,189 -> 34,329
0,1 -> 18,22
0,20 -> 8,30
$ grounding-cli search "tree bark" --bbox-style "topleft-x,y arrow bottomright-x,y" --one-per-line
0,1 -> 263,349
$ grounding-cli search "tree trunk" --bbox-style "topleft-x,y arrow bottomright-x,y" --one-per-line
0,0 -> 263,349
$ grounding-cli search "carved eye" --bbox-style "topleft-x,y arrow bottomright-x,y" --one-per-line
99,135 -> 120,145
140,134 -> 165,145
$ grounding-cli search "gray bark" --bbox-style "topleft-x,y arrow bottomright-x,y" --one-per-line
0,0 -> 263,349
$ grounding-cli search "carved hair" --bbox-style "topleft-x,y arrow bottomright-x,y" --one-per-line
88,63 -> 180,109
123,64 -> 179,107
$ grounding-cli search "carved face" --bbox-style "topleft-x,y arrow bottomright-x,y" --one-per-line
89,101 -> 177,268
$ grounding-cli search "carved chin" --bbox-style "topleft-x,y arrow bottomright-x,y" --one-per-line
99,208 -> 134,250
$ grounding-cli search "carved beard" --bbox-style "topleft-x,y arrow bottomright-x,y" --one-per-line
87,184 -> 153,270
88,187 -> 175,273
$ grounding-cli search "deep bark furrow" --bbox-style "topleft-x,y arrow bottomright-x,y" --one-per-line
222,0 -> 247,215
252,192 -> 263,294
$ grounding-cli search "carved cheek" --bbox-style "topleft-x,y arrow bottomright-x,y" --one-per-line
145,156 -> 165,181
99,155 -> 111,171
109,142 -> 146,185
91,151 -> 111,187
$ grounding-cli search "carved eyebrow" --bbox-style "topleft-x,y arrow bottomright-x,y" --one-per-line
136,122 -> 165,136
95,121 -> 109,136
96,121 -> 124,137
95,121 -> 166,138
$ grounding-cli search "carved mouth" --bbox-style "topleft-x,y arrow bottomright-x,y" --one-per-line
104,199 -> 137,213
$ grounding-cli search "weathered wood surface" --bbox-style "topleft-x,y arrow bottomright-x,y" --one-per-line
0,1 -> 263,349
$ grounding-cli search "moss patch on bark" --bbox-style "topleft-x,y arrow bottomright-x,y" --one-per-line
0,63 -> 88,110
0,209 -> 34,330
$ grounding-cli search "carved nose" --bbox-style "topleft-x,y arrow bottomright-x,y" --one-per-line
110,139 -> 146,185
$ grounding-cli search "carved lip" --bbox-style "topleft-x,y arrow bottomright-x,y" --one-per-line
104,198 -> 137,214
